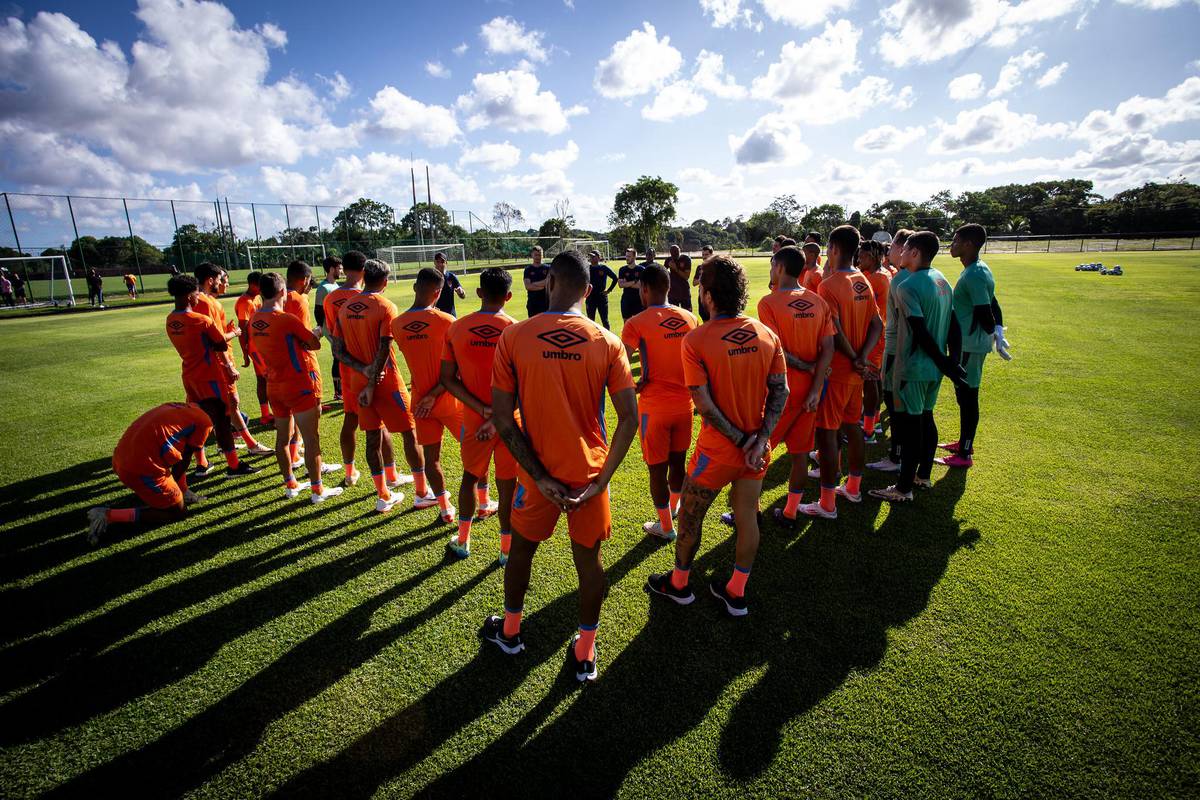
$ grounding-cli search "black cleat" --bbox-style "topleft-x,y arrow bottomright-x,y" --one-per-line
709,580 -> 749,617
567,634 -> 598,682
645,571 -> 695,605
480,615 -> 525,654
192,464 -> 212,478
226,462 -> 259,476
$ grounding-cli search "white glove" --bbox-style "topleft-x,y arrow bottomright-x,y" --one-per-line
993,325 -> 1012,361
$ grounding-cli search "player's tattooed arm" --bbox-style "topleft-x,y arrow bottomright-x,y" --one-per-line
783,351 -> 815,372
330,336 -> 369,374
673,479 -> 719,570
689,384 -> 747,447
758,373 -> 790,439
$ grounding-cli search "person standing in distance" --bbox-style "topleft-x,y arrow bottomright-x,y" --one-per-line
523,246 -> 549,317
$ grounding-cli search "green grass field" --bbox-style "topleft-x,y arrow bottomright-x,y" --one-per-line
1,252 -> 1197,798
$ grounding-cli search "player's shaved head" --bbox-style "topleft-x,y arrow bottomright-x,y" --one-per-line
773,245 -> 805,278
194,261 -> 222,284
286,260 -> 312,285
906,231 -> 940,263
246,271 -> 262,289
954,223 -> 987,248
479,267 -> 512,300
701,255 -> 748,317
802,241 -> 821,257
549,250 -> 589,299
259,272 -> 285,300
640,262 -> 670,292
343,250 -> 367,272
168,274 -> 198,298
363,259 -> 389,289
414,267 -> 443,304
828,225 -> 861,257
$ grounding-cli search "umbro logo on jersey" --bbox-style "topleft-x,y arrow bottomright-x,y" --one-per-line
659,317 -> 687,332
721,328 -> 756,346
468,324 -> 503,340
251,319 -> 269,332
537,329 -> 588,349
168,320 -> 184,332
788,298 -> 814,312
853,280 -> 869,294
346,301 -> 369,314
403,320 -> 429,334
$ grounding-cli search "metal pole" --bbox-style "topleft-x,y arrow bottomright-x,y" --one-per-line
251,202 -> 261,243
224,197 -> 237,268
342,205 -> 350,250
314,205 -> 323,258
426,164 -> 433,243
170,201 -> 185,271
284,203 -> 294,260
122,198 -> 144,293
411,166 -> 422,246
3,193 -> 32,300
1152,235 -> 1158,251
214,200 -> 230,270
66,195 -> 86,275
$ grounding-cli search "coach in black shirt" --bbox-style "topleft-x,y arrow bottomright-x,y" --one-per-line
585,250 -> 618,329
523,245 -> 549,317
433,252 -> 465,317
617,247 -> 644,322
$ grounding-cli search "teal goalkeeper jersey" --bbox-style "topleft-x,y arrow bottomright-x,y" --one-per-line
895,267 -> 954,382
953,260 -> 996,354
884,268 -> 911,356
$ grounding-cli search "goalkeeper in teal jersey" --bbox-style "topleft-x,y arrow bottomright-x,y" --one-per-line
936,224 -> 1010,469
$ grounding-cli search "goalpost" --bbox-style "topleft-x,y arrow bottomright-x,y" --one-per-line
245,243 -> 327,270
375,243 -> 466,278
0,256 -> 74,309
565,239 -> 611,261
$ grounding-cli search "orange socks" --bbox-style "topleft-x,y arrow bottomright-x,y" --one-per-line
656,505 -> 673,534
863,414 -> 877,435
239,429 -> 259,448
499,530 -> 512,555
670,561 -> 690,590
503,606 -> 522,638
344,463 -> 354,478
669,490 -> 681,515
846,472 -> 862,495
384,463 -> 398,483
224,449 -> 239,469
259,403 -> 270,420
475,483 -> 490,505
437,491 -> 453,512
783,490 -> 803,518
726,565 -> 750,598
457,518 -> 472,545
412,468 -> 428,496
107,508 -> 138,523
288,442 -> 299,464
371,472 -> 389,499
575,623 -> 597,661
819,484 -> 837,512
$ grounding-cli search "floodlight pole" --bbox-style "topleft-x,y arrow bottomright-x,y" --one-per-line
66,195 -> 86,276
314,205 -> 323,255
283,203 -> 294,259
170,200 -> 185,271
4,193 -> 33,300
213,200 -> 230,270
224,198 -> 237,267
122,198 -> 144,293
251,202 -> 261,244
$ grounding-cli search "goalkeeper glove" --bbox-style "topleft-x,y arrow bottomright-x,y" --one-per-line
993,325 -> 1012,361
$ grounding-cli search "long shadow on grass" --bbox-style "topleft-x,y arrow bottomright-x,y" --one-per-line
0,514 -> 445,746
269,537 -> 664,799
47,556 -> 496,797
413,469 -> 976,797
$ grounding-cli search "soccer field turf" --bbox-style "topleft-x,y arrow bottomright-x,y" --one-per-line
0,252 -> 1197,797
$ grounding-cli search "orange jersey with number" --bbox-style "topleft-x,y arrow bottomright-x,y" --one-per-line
818,269 -> 879,384
442,310 -> 517,405
284,290 -> 311,327
166,309 -> 227,383
620,304 -> 698,412
112,402 -> 213,478
681,315 -> 786,467
249,307 -> 321,388
492,312 -> 633,486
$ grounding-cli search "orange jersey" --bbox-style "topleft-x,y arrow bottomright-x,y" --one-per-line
233,293 -> 261,360
336,290 -> 401,382
620,304 -> 698,412
800,269 -> 822,293
863,269 -> 891,322
393,306 -> 456,400
492,311 -> 633,486
681,315 -> 786,467
249,307 -> 321,387
284,290 -> 312,327
193,292 -> 231,333
757,287 -> 835,389
323,285 -> 362,337
112,402 -> 213,478
442,310 -> 517,405
818,268 -> 879,384
166,309 -> 227,383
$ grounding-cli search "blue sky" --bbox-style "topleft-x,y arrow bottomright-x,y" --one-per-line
1,0 -> 1198,248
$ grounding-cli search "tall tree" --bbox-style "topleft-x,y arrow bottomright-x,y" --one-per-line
492,201 -> 525,233
800,204 -> 848,237
610,176 -> 679,250
401,203 -> 451,239
332,198 -> 396,232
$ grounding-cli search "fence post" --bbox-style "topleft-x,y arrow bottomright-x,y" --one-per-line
214,200 -> 230,270
314,205 -> 323,257
1080,237 -> 1084,253
1152,235 -> 1158,251
170,200 -> 185,271
283,204 -> 294,260
122,198 -> 144,293
1046,236 -> 1051,253
65,195 -> 86,276
225,198 -> 237,267
250,202 -> 260,250
4,192 -> 33,300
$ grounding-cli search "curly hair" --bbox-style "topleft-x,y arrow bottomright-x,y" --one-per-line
700,255 -> 748,316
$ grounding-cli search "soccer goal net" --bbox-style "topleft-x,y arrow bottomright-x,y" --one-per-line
565,239 -> 611,261
375,243 -> 466,277
245,243 -> 328,271
0,256 -> 74,309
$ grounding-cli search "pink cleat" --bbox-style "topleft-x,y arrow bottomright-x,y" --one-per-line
934,453 -> 973,468
937,440 -> 960,453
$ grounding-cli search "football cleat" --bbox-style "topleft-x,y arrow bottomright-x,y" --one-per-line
343,469 -> 361,487
869,485 -> 913,503
472,500 -> 500,522
246,443 -> 274,456
311,486 -> 344,504
567,634 -> 598,682
283,481 -> 312,499
413,492 -> 439,510
934,454 -> 973,469
642,520 -> 677,542
480,615 -> 525,655
375,492 -> 404,513
645,571 -> 695,605
835,484 -> 862,503
797,501 -> 837,520
709,580 -> 749,617
227,462 -> 259,476
867,456 -> 901,473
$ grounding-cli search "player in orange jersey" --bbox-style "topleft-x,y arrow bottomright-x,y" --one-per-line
86,402 -> 213,545
165,274 -> 258,478
619,263 -> 698,541
757,245 -> 835,524
332,260 -> 427,513
645,256 -> 788,618
393,268 -> 463,526
480,251 -> 638,683
858,239 -> 892,444
800,242 -> 823,292
325,253 -> 413,493
798,225 -> 882,520
439,268 -> 519,562
234,271 -> 271,425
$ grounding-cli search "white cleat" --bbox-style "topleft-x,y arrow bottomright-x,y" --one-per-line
642,520 -> 677,541
388,473 -> 415,488
343,469 -> 361,487
86,507 -> 108,546
439,505 -> 457,525
413,492 -> 439,510
472,500 -> 500,522
376,492 -> 404,513
835,484 -> 862,503
320,462 -> 341,475
291,459 -> 305,472
807,467 -> 822,479
797,501 -> 837,520
283,481 -> 312,499
311,486 -> 345,504
246,443 -> 274,456
867,457 -> 901,473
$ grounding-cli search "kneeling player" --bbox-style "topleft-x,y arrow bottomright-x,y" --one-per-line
250,272 -> 343,502
480,251 -> 638,683
619,263 -> 698,540
86,402 -> 211,545
646,256 -> 788,617
439,268 -> 519,562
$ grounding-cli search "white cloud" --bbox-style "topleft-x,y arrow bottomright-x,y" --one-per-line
692,50 -> 747,100
425,61 -> 450,79
760,0 -> 854,27
989,48 -> 1045,97
1074,76 -> 1200,142
854,124 -> 927,153
453,42 -> 468,56
600,152 -> 627,162
458,141 -> 521,171
700,0 -> 758,28
928,100 -> 1070,153
1115,0 -> 1196,7
263,153 -> 483,205
455,70 -> 570,134
479,16 -> 547,64
529,140 -> 580,171
318,71 -> 352,102
948,73 -> 986,100
256,22 -> 287,48
594,22 -> 683,99
1036,62 -> 1069,88
728,113 -> 811,165
880,0 -> 1085,67
642,81 -> 708,121
368,86 -> 461,145
565,104 -> 590,118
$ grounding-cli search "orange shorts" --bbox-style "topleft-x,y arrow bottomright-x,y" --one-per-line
268,374 -> 322,418
250,350 -> 268,379
183,375 -> 238,413
816,379 -> 862,430
115,466 -> 183,510
686,447 -> 768,491
511,469 -> 611,548
770,395 -> 818,455
460,407 -> 517,480
351,377 -> 414,433
415,398 -> 464,447
638,408 -> 693,464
